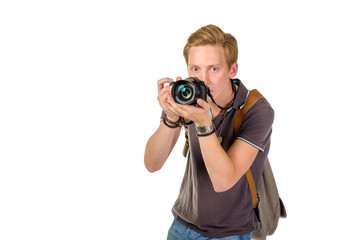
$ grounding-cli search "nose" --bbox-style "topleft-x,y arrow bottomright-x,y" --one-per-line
199,71 -> 209,85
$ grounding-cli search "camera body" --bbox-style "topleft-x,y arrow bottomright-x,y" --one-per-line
170,77 -> 208,106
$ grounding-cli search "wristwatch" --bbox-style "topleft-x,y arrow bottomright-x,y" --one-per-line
196,125 -> 215,137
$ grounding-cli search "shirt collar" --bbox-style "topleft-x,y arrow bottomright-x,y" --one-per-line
231,79 -> 250,110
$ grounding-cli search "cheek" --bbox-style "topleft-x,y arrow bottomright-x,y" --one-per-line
211,76 -> 228,92
209,74 -> 224,86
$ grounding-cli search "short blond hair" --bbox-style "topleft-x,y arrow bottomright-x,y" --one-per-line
183,24 -> 238,69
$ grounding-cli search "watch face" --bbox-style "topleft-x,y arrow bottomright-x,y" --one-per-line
197,126 -> 212,134
199,127 -> 206,133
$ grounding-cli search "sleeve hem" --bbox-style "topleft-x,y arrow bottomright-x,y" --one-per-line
237,137 -> 264,152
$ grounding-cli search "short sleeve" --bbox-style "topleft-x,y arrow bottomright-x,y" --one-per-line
237,99 -> 274,152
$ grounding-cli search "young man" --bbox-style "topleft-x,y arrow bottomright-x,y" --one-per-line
144,25 -> 274,239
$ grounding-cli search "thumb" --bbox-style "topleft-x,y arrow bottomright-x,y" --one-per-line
196,98 -> 209,110
176,76 -> 182,81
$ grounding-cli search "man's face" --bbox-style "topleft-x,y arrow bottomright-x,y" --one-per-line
187,44 -> 237,101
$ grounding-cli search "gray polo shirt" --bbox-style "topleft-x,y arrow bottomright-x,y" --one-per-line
171,80 -> 274,238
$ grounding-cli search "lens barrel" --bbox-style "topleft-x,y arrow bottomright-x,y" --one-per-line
170,78 -> 207,106
171,80 -> 197,105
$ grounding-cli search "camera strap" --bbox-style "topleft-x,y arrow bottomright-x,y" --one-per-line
207,79 -> 238,110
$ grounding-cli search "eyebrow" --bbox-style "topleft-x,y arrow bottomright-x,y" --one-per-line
188,64 -> 221,68
188,64 -> 199,68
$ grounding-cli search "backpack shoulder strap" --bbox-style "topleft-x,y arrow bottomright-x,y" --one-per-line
233,89 -> 263,136
182,118 -> 192,157
233,89 -> 263,208
245,167 -> 259,208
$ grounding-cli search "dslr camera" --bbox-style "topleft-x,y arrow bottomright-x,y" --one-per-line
170,77 -> 208,106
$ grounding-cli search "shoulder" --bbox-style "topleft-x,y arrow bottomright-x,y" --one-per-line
237,96 -> 274,152
247,97 -> 274,119
240,93 -> 274,126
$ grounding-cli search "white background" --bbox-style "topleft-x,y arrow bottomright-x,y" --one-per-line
1,0 -> 359,239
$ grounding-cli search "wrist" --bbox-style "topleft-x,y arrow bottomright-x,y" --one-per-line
195,118 -> 212,128
196,124 -> 215,137
161,111 -> 181,128
162,111 -> 179,123
194,109 -> 213,127
167,115 -> 180,123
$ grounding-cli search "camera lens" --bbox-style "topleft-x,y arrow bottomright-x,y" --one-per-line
171,79 -> 198,105
178,85 -> 193,100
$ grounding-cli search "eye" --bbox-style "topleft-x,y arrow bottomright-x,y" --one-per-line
193,67 -> 198,72
211,67 -> 217,71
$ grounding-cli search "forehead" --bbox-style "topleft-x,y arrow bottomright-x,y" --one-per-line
188,44 -> 226,66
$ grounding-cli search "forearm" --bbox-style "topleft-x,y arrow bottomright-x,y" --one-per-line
144,122 -> 181,172
198,134 -> 237,192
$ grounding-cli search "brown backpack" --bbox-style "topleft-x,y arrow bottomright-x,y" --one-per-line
182,89 -> 287,239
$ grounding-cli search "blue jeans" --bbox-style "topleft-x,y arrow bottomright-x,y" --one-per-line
167,219 -> 252,240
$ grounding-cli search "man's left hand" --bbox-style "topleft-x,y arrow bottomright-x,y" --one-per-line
167,96 -> 212,127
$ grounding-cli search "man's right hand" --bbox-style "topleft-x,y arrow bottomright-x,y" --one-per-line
157,77 -> 182,122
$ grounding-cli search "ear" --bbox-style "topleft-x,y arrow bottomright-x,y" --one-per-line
229,62 -> 238,78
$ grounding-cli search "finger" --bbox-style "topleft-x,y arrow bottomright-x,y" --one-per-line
164,102 -> 178,116
157,78 -> 174,92
161,95 -> 181,118
157,89 -> 171,107
196,98 -> 210,110
166,94 -> 184,116
162,85 -> 172,94
160,99 -> 178,116
158,86 -> 172,103
157,96 -> 168,111
159,90 -> 177,112
157,78 -> 172,92
176,76 -> 182,81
